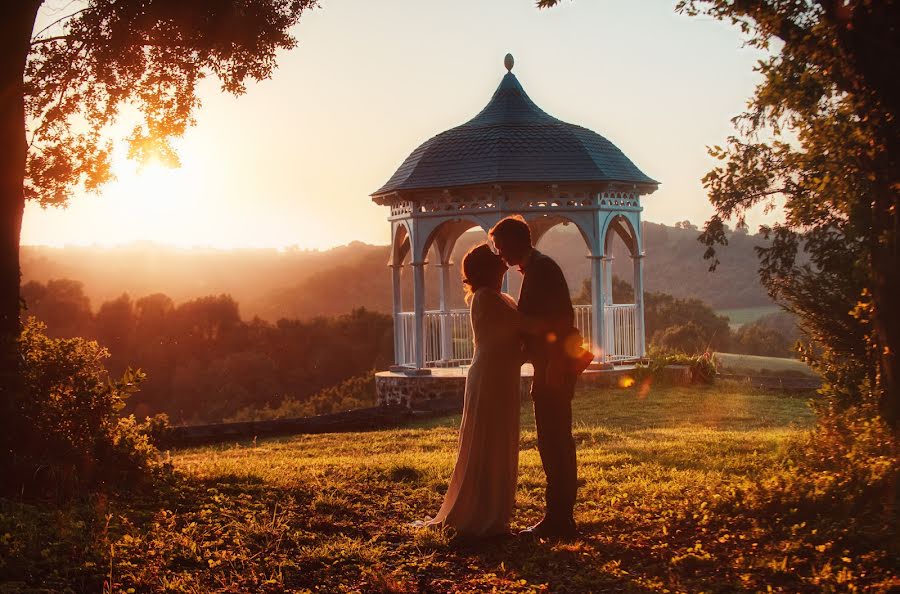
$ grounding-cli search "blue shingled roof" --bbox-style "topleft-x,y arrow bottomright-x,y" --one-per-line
372,71 -> 658,197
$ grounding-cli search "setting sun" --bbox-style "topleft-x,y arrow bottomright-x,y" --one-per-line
98,149 -> 206,246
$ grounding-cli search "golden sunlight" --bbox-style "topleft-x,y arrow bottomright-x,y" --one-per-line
103,148 -> 207,246
618,376 -> 635,389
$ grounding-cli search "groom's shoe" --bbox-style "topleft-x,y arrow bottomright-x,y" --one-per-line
518,518 -> 579,540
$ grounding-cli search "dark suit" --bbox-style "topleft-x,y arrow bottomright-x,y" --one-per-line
517,249 -> 578,525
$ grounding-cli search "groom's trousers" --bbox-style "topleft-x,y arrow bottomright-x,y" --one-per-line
531,371 -> 578,524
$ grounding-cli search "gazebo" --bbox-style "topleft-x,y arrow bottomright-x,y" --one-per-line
372,55 -> 658,386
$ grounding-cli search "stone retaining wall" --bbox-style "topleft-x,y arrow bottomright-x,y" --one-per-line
375,372 -> 534,408
375,367 -> 642,408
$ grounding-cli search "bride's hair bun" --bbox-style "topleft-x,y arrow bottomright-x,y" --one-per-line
461,243 -> 499,303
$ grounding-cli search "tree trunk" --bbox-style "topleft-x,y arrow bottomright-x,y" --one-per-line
0,1 -> 41,473
870,180 -> 900,433
840,0 -> 900,434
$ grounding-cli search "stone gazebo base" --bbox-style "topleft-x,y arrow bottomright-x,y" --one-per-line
375,364 -> 642,409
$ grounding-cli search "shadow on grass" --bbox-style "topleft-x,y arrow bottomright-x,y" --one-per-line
442,518 -> 773,594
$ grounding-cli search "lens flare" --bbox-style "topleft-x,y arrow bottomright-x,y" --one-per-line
637,377 -> 653,399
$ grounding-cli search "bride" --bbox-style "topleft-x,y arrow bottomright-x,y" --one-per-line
419,243 -> 524,538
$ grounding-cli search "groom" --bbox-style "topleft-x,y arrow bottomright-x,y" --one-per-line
490,216 -> 579,539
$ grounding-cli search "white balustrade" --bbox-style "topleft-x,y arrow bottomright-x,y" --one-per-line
573,304 -> 593,351
395,303 -> 640,369
602,304 -> 639,362
395,312 -> 416,367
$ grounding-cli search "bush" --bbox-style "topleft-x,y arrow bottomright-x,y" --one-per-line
703,405 -> 899,593
635,351 -> 718,384
738,405 -> 898,518
226,373 -> 377,422
653,322 -> 708,355
732,321 -> 793,357
11,318 -> 163,497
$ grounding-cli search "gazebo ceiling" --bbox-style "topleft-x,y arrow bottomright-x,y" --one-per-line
372,56 -> 658,203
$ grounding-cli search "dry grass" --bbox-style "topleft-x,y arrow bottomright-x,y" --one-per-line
2,381 -> 897,592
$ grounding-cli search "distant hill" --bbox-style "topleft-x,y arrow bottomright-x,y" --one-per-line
21,241 -> 387,319
21,221 -> 772,321
539,222 -> 772,309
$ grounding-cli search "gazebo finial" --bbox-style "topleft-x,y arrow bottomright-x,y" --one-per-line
504,53 -> 514,72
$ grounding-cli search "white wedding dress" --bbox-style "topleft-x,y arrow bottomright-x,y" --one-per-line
424,287 -> 522,537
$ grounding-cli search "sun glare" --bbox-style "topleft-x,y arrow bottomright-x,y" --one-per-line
101,148 -> 207,247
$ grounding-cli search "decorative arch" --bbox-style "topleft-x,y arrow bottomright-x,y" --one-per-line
391,221 -> 411,266
420,217 -> 483,265
523,213 -> 596,254
600,212 -> 641,257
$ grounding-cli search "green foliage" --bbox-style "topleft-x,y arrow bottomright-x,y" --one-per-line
226,374 -> 376,422
645,293 -> 731,353
732,319 -> 793,357
654,321 -> 707,355
671,0 -> 900,428
638,351 -> 718,384
701,406 -> 900,593
12,318 -> 161,496
19,281 -> 394,424
738,406 -> 898,519
753,310 -> 800,342
20,279 -> 92,338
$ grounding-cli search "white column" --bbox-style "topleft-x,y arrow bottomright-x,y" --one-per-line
390,263 -> 403,365
604,255 -> 614,305
437,261 -> 453,362
412,261 -> 426,369
589,255 -> 605,362
633,253 -> 646,357
602,255 -> 615,360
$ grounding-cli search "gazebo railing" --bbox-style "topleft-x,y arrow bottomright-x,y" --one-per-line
602,304 -> 639,362
395,304 -> 640,368
573,304 -> 593,351
423,310 -> 474,367
395,312 -> 416,367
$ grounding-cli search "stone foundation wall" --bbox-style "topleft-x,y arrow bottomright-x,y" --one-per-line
376,367 -> 641,409
376,373 -> 466,408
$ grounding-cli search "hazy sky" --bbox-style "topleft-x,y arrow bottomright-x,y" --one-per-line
22,0 -> 771,250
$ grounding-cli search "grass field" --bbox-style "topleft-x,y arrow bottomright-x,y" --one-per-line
714,352 -> 816,376
716,305 -> 781,329
3,381 -> 896,593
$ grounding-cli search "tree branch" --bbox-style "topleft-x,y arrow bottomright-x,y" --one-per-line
30,35 -> 72,47
30,6 -> 89,41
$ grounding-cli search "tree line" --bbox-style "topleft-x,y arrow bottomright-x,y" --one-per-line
22,279 -> 393,425
23,276 -> 797,425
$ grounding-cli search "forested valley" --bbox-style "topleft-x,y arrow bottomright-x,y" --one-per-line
22,221 -> 774,321
22,220 -> 799,425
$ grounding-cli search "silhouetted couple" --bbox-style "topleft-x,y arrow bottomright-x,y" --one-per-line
419,216 -> 590,540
